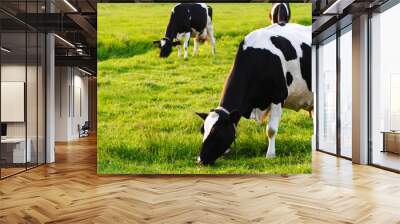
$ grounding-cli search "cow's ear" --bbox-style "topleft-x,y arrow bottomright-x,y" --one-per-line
172,41 -> 181,46
195,112 -> 208,120
229,110 -> 241,124
153,40 -> 161,48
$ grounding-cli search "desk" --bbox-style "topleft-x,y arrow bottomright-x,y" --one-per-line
382,131 -> 400,154
1,138 -> 31,163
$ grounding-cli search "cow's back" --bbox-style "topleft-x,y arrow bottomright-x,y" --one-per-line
172,3 -> 209,33
243,24 -> 310,62
244,24 -> 312,112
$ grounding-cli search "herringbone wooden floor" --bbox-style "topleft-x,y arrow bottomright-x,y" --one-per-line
1,136 -> 400,224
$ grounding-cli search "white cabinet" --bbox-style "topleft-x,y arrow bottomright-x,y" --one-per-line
1,138 -> 32,163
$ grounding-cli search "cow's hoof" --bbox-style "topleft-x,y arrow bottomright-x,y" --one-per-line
266,153 -> 276,158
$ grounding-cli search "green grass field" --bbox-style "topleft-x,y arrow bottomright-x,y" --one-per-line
97,3 -> 313,174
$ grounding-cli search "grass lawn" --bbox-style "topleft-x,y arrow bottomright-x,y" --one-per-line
97,3 -> 313,174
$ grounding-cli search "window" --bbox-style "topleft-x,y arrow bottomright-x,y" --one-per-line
0,2 -> 46,179
370,3 -> 400,171
317,35 -> 337,154
339,27 -> 352,158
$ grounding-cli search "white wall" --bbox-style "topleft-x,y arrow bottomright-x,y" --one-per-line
1,65 -> 28,138
55,66 -> 70,141
1,82 -> 25,122
55,67 -> 89,141
1,64 -> 25,81
72,72 -> 89,138
1,63 -> 46,164
1,65 -> 26,131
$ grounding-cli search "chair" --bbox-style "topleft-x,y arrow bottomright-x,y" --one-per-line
79,121 -> 90,138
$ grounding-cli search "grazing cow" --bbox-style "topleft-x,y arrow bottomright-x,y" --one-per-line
196,23 -> 312,165
153,3 -> 215,59
269,3 -> 291,25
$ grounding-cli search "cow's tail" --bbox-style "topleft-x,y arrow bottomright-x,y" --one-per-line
207,6 -> 213,21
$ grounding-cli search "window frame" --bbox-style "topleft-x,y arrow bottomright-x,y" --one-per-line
315,22 -> 352,161
0,0 -> 47,180
367,1 -> 400,173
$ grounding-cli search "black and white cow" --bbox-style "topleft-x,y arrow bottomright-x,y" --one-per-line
196,23 -> 312,165
153,3 -> 215,59
269,3 -> 291,25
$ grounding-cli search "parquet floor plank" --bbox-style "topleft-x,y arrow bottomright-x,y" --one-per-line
0,136 -> 399,223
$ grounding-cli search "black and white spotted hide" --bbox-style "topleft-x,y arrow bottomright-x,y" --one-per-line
153,3 -> 215,59
196,23 -> 312,165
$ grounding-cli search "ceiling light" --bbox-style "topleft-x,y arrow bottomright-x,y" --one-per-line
323,0 -> 355,15
76,49 -> 85,55
63,0 -> 78,12
78,67 -> 93,76
1,47 -> 11,53
54,34 -> 75,48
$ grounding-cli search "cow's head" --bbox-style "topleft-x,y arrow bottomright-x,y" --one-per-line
195,109 -> 240,165
153,38 -> 180,58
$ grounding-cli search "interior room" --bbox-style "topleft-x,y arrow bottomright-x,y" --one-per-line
370,3 -> 400,171
0,0 -> 97,179
0,0 -> 399,223
313,0 -> 400,172
0,2 -> 46,178
54,66 -> 91,141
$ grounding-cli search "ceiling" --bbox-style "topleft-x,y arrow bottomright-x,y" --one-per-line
98,0 -> 312,2
312,0 -> 391,43
0,0 -> 97,75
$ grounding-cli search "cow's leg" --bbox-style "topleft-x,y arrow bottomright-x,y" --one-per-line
266,103 -> 282,158
309,107 -> 314,119
183,32 -> 191,59
177,44 -> 182,57
193,36 -> 200,56
206,23 -> 216,55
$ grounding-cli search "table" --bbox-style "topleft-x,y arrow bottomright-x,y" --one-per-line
1,138 -> 32,163
382,131 -> 400,154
